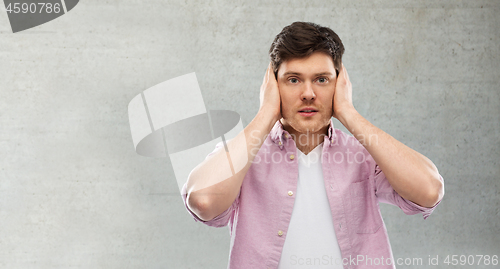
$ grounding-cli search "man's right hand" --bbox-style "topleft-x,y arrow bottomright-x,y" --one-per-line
259,63 -> 282,124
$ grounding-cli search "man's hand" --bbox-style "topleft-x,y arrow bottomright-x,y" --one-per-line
332,64 -> 355,125
259,63 -> 282,124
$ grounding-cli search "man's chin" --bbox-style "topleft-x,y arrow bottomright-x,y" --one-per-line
289,123 -> 325,135
282,116 -> 330,134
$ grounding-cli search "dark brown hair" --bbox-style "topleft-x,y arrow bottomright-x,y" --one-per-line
269,21 -> 345,77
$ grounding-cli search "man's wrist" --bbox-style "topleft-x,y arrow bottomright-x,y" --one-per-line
257,107 -> 279,126
255,108 -> 279,131
336,106 -> 358,130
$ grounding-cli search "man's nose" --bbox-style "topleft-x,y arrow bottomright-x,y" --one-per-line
300,82 -> 316,101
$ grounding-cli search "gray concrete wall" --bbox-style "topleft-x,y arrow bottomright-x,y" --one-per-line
1,0 -> 498,268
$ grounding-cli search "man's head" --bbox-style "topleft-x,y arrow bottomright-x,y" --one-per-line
269,22 -> 345,78
269,22 -> 345,141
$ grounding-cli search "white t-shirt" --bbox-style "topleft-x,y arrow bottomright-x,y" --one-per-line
278,143 -> 343,268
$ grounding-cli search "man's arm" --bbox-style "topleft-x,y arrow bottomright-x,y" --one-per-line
185,63 -> 281,221
333,64 -> 444,208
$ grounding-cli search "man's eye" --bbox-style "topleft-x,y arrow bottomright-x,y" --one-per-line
289,78 -> 299,83
317,77 -> 328,83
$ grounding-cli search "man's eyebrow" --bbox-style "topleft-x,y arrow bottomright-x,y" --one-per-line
281,71 -> 335,77
282,71 -> 302,76
314,72 -> 335,77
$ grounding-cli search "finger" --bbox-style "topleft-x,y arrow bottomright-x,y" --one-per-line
336,64 -> 344,83
267,62 -> 274,82
337,63 -> 345,82
264,62 -> 271,83
342,64 -> 350,82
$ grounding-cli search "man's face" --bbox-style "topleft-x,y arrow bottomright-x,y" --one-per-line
277,51 -> 337,139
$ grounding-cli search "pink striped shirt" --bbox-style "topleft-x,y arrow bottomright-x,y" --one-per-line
181,119 -> 442,269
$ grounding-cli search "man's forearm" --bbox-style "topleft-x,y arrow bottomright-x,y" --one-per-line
186,109 -> 277,221
338,108 -> 444,207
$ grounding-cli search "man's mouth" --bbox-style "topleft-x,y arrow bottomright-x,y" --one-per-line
298,107 -> 318,113
298,108 -> 318,117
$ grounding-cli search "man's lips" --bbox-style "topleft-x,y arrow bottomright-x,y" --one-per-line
298,107 -> 318,117
298,107 -> 318,113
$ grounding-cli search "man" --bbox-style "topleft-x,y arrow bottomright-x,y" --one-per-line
181,22 -> 444,268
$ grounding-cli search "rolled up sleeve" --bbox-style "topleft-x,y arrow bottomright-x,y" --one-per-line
373,160 -> 443,220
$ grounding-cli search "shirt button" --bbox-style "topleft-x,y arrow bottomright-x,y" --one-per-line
278,230 -> 283,236
289,154 -> 295,160
288,191 -> 293,196
278,141 -> 282,146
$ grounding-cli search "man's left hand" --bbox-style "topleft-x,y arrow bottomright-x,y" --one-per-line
332,64 -> 355,125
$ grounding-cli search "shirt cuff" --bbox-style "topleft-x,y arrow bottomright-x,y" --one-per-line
398,174 -> 444,220
402,197 -> 442,220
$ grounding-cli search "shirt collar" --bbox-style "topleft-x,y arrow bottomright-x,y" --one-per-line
269,118 -> 337,146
